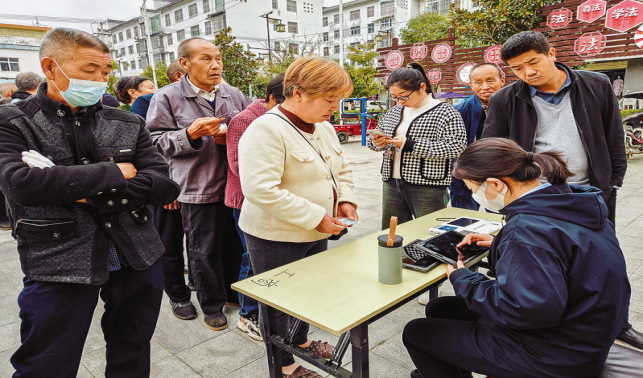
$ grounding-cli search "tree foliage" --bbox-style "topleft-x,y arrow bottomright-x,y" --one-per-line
141,61 -> 170,89
451,0 -> 565,47
399,12 -> 450,44
212,27 -> 258,97
345,41 -> 381,101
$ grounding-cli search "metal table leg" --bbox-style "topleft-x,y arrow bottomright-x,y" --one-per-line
428,285 -> 439,301
350,322 -> 369,378
261,303 -> 283,378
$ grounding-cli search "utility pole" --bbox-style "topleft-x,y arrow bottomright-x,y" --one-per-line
142,0 -> 158,87
339,0 -> 343,67
261,11 -> 273,63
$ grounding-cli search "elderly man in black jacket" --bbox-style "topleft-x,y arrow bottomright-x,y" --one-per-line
482,30 -> 641,351
0,28 -> 179,378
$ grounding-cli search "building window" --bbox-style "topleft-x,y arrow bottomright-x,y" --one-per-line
323,32 -> 328,41
188,4 -> 198,18
213,14 -> 226,32
0,57 -> 19,71
120,48 -> 125,57
177,29 -> 185,41
350,10 -> 360,21
272,0 -> 278,9
368,39 -> 374,45
368,23 -> 374,33
289,43 -> 299,55
380,18 -> 392,29
215,0 -> 224,12
124,62 -> 128,71
350,26 -> 360,35
136,41 -> 146,53
287,0 -> 297,12
151,35 -> 161,49
131,60 -> 136,70
126,29 -> 132,39
288,21 -> 298,33
323,47 -> 329,56
274,41 -> 280,50
334,14 -> 339,23
167,33 -> 173,46
203,0 -> 210,13
334,29 -> 339,39
150,15 -> 162,34
205,21 -> 212,35
425,0 -> 461,14
334,45 -> 339,54
175,9 -> 184,22
191,25 -> 201,37
367,6 -> 374,17
154,54 -> 164,66
165,14 -> 171,26
169,52 -> 175,62
381,2 -> 394,17
118,32 -> 123,41
112,35 -> 117,44
128,45 -> 134,54
323,17 -> 328,27
134,26 -> 139,38
350,42 -> 359,48
139,57 -> 148,69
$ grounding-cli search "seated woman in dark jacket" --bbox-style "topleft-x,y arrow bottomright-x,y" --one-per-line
404,138 -> 631,378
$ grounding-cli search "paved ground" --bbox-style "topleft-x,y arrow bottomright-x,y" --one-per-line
1,137 -> 643,377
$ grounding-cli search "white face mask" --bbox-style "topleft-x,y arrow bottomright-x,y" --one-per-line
50,59 -> 107,108
472,180 -> 507,211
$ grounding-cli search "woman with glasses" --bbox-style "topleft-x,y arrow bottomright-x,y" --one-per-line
367,67 -> 466,229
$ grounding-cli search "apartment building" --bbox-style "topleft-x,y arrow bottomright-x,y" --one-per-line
0,23 -> 51,81
105,0 -> 324,77
318,0 -> 479,62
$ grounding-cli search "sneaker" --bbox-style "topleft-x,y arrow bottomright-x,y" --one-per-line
170,300 -> 197,320
418,292 -> 429,306
283,366 -> 321,378
0,219 -> 11,231
204,312 -> 227,330
410,369 -> 423,378
237,315 -> 263,341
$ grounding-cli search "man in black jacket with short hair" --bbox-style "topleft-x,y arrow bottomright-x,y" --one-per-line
0,28 -> 179,377
483,30 -> 640,351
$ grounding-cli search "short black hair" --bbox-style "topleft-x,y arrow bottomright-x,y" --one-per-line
266,73 -> 286,104
15,72 -> 43,91
115,76 -> 152,104
385,68 -> 431,94
500,31 -> 551,63
469,63 -> 503,82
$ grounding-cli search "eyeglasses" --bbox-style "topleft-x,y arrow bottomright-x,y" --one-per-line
389,89 -> 415,102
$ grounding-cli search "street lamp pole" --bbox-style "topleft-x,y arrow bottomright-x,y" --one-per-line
339,0 -> 343,67
142,0 -> 158,87
261,11 -> 273,63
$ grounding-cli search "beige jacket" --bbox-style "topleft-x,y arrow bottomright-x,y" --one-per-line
238,107 -> 357,243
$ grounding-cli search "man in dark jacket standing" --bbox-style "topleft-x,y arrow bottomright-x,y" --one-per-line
0,28 -> 179,377
483,30 -> 640,350
450,63 -> 505,209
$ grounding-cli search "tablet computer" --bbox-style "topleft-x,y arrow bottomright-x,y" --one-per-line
402,239 -> 441,273
416,231 -> 489,266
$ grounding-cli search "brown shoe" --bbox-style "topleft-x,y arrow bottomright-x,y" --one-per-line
306,340 -> 335,359
283,366 -> 321,378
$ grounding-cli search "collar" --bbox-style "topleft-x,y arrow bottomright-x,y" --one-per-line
278,104 -> 315,134
186,74 -> 218,101
34,82 -> 102,119
528,65 -> 572,97
520,182 -> 552,198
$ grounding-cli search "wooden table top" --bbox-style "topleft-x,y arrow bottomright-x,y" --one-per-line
232,208 -> 503,336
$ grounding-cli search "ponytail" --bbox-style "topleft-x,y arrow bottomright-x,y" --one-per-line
453,138 -> 572,187
406,62 -> 432,94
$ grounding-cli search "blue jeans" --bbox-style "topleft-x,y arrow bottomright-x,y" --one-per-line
449,192 -> 479,211
382,179 -> 448,230
233,208 -> 258,318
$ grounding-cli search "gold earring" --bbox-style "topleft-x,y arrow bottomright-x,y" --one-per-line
296,99 -> 300,102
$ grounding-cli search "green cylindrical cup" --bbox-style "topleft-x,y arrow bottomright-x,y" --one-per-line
377,234 -> 403,285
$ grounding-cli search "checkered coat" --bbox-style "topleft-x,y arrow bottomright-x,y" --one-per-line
367,102 -> 466,186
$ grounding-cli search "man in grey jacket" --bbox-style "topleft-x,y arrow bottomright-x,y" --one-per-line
0,28 -> 179,377
146,37 -> 251,330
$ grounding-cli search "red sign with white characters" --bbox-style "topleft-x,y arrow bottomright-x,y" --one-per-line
577,0 -> 607,23
456,62 -> 477,85
385,50 -> 405,71
484,45 -> 503,64
547,8 -> 573,29
574,32 -> 608,57
431,43 -> 452,64
427,69 -> 441,84
410,43 -> 428,62
606,0 -> 643,32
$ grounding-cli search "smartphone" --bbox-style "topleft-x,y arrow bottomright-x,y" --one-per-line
367,129 -> 388,138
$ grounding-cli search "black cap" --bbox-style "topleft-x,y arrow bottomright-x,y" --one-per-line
377,234 -> 403,248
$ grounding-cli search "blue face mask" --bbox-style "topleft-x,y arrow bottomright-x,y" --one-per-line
51,59 -> 107,108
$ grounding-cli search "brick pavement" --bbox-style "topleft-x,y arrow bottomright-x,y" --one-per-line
0,138 -> 642,377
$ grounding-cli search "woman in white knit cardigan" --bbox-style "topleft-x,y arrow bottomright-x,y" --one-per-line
238,56 -> 358,378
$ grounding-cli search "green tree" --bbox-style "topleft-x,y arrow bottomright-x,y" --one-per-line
212,27 -> 258,97
141,60 -> 170,89
345,42 -> 382,106
399,12 -> 450,44
451,0 -> 565,47
106,60 -> 119,96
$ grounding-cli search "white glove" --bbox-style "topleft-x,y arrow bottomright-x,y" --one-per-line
21,150 -> 55,169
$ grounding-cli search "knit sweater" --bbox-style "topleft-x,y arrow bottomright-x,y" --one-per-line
238,107 -> 357,243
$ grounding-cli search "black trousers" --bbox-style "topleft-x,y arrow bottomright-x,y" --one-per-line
154,206 -> 191,303
607,188 -> 617,226
11,260 -> 163,378
180,201 -> 243,315
403,296 -> 526,378
244,233 -> 328,366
